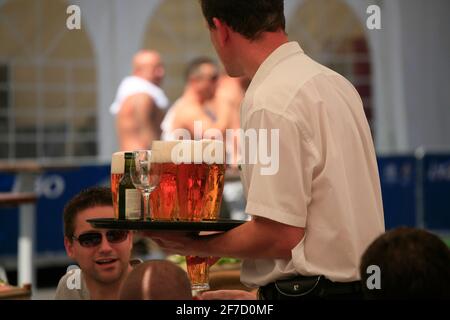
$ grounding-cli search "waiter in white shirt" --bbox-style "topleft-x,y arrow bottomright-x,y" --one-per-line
110,50 -> 169,151
146,0 -> 385,300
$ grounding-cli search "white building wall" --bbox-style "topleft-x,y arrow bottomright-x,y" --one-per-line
345,0 -> 450,153
397,0 -> 450,152
370,0 -> 410,153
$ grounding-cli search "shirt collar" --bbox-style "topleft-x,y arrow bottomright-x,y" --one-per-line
246,41 -> 304,95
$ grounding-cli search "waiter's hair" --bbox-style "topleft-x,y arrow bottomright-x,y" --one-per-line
63,187 -> 113,239
200,0 -> 286,40
119,260 -> 193,300
360,227 -> 450,299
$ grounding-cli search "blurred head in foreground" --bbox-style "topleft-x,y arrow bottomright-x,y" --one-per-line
360,227 -> 450,299
120,260 -> 192,300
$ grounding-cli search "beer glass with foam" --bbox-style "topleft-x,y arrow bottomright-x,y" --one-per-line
176,139 -> 225,291
150,141 -> 180,221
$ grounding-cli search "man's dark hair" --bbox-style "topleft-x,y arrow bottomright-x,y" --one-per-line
360,227 -> 450,299
200,0 -> 286,40
63,187 -> 113,239
185,56 -> 217,81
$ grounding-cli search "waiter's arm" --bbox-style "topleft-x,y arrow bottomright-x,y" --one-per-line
148,216 -> 304,260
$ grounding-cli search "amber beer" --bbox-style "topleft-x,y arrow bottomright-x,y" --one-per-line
201,140 -> 226,221
175,139 -> 225,221
111,151 -> 125,219
176,140 -> 225,291
150,141 -> 180,220
186,256 -> 210,291
176,163 -> 209,221
175,140 -> 209,221
202,163 -> 225,219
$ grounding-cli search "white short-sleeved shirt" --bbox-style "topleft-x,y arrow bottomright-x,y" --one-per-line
239,42 -> 385,287
55,267 -> 90,300
54,260 -> 142,300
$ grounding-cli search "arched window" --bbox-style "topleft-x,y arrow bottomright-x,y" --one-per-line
0,0 -> 97,160
288,0 -> 374,135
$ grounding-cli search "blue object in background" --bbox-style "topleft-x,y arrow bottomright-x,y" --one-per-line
0,165 -> 110,256
422,154 -> 450,230
35,165 -> 110,253
377,156 -> 417,229
0,173 -> 18,255
0,173 -> 15,192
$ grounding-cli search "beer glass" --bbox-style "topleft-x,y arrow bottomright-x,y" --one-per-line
150,141 -> 180,221
178,140 -> 225,291
130,150 -> 159,220
176,140 -> 209,221
186,256 -> 210,291
111,151 -> 125,219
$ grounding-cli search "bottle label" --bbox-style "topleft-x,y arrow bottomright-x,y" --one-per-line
125,189 -> 141,220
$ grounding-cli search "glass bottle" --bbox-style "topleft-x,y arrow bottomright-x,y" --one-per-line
118,152 -> 141,220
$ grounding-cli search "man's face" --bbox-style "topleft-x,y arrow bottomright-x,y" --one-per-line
192,63 -> 219,100
144,55 -> 166,86
64,206 -> 133,286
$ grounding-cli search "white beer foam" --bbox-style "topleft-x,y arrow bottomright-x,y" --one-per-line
170,139 -> 224,164
171,140 -> 198,164
111,151 -> 126,174
202,139 -> 225,164
151,140 -> 182,163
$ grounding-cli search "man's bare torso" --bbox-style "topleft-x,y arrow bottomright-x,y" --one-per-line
116,93 -> 164,151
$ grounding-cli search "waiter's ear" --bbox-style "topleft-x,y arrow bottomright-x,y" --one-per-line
212,18 -> 230,47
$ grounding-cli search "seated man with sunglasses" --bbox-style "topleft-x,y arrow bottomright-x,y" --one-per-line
55,187 -> 137,300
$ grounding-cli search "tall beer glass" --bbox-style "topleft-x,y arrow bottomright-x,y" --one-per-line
150,141 -> 180,221
176,140 -> 209,221
177,140 -> 225,291
111,151 -> 125,219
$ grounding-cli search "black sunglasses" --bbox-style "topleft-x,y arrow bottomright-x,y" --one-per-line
72,230 -> 129,248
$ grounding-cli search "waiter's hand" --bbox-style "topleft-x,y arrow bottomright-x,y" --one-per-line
141,231 -> 222,256
141,231 -> 195,255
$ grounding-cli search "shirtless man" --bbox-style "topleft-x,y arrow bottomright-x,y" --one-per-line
110,50 -> 169,150
119,260 -> 192,300
161,57 -> 230,140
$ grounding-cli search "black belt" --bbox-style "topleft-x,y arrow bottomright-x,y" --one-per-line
258,275 -> 363,300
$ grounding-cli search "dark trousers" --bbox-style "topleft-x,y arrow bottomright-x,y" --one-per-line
258,276 -> 363,300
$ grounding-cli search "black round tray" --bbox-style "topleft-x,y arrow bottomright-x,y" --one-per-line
87,218 -> 246,232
